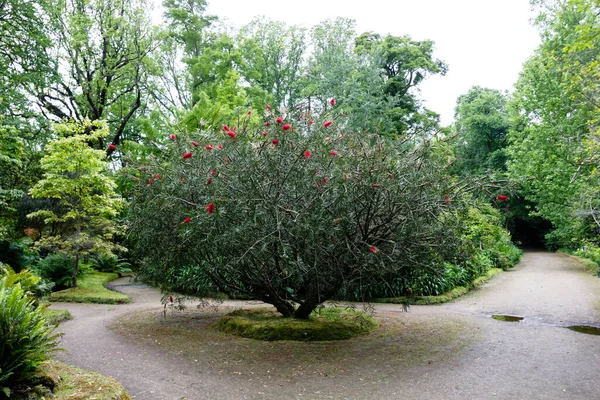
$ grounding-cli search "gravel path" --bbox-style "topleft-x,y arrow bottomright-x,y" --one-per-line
51,251 -> 600,399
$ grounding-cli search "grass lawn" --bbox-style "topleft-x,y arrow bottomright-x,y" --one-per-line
49,272 -> 130,304
8,361 -> 131,400
42,308 -> 72,325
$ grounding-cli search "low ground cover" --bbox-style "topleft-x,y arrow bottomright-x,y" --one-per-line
217,307 -> 378,341
49,272 -> 130,304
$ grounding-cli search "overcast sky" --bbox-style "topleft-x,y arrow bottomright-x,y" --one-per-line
160,0 -> 541,126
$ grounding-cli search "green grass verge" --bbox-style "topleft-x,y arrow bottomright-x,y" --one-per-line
217,307 -> 378,341
559,251 -> 600,275
8,360 -> 130,400
375,267 -> 504,305
43,308 -> 72,325
49,272 -> 130,304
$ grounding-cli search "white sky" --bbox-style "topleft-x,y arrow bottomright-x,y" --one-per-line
152,0 -> 541,126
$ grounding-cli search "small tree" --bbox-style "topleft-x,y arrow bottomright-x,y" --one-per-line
129,109 -> 462,319
28,120 -> 125,287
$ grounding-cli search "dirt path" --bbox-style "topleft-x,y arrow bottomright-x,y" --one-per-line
51,251 -> 600,399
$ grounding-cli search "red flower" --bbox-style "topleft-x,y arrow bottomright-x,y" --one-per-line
329,151 -> 337,155
206,202 -> 215,214
211,169 -> 217,175
282,124 -> 291,131
265,103 -> 272,111
264,121 -> 270,127
322,177 -> 329,184
309,119 -> 314,125
262,131 -> 268,136
227,131 -> 237,139
182,152 -> 193,159
170,134 -> 176,140
147,179 -> 153,184
304,150 -> 311,159
205,144 -> 214,150
276,117 -> 283,124
217,143 -> 224,149
108,143 -> 117,150
444,194 -> 451,204
169,296 -> 174,303
330,98 -> 336,106
323,120 -> 333,128
369,246 -> 377,253
371,183 -> 381,188
272,139 -> 280,145
497,195 -> 508,202
222,125 -> 230,132
247,110 -> 252,115
183,217 -> 191,223
206,178 -> 212,185
153,173 -> 161,179
192,141 -> 199,147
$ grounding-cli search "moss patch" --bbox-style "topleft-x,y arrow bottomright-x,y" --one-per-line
50,272 -> 130,304
8,361 -> 129,400
43,308 -> 72,325
217,307 -> 378,341
376,268 -> 503,305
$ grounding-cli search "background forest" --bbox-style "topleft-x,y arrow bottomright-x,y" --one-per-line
1,0 -> 599,316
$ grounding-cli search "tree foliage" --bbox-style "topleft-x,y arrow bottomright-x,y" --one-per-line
507,0 -> 600,247
38,0 -> 157,153
453,86 -> 510,175
28,120 -> 126,287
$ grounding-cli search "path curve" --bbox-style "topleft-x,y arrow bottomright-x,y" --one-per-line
52,251 -> 600,399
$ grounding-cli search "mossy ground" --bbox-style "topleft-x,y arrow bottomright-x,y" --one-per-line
42,308 -> 72,325
375,267 -> 504,305
7,361 -> 129,400
217,307 -> 378,341
110,306 -> 479,383
50,272 -> 130,304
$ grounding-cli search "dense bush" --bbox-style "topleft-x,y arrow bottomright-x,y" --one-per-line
89,254 -> 132,274
0,283 -> 60,395
0,263 -> 53,300
129,108 -> 466,318
0,239 -> 39,273
32,254 -> 91,290
339,202 -> 522,298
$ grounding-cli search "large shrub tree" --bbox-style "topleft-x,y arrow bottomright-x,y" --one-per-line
129,107 -> 463,318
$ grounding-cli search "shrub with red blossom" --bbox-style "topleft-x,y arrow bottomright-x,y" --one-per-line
129,110 -> 463,319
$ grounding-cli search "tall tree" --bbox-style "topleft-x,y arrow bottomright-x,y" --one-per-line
28,120 -> 125,287
37,0 -> 157,154
507,0 -> 600,247
0,0 -> 53,119
453,86 -> 510,175
238,17 -> 307,111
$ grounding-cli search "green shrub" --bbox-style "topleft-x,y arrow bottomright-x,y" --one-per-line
89,254 -> 132,274
0,239 -> 39,273
0,263 -> 53,300
0,284 -> 60,394
32,254 -> 91,290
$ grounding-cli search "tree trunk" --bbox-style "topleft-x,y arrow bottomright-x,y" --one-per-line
270,297 -> 296,318
72,252 -> 80,288
293,301 -> 318,319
